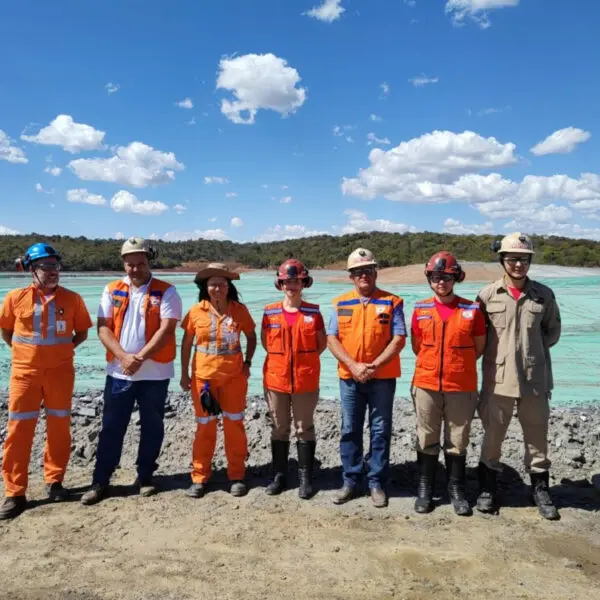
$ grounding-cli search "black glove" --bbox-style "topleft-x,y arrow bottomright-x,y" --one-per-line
200,382 -> 221,416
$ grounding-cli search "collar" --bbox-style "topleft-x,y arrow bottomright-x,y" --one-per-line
495,276 -> 534,296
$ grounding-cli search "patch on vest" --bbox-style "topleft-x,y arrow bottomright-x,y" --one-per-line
337,308 -> 353,317
462,310 -> 474,320
112,298 -> 123,308
304,315 -> 314,323
150,296 -> 161,306
375,306 -> 386,314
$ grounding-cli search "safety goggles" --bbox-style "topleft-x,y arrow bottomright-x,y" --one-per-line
349,267 -> 376,278
429,273 -> 454,283
503,256 -> 531,266
34,262 -> 62,272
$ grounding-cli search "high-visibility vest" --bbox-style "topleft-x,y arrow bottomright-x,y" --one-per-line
332,288 -> 404,380
105,278 -> 176,363
412,296 -> 480,392
262,301 -> 321,394
0,285 -> 90,369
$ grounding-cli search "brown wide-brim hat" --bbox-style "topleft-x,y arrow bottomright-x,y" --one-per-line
194,262 -> 240,285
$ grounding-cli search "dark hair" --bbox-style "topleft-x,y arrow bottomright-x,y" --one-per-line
197,279 -> 241,303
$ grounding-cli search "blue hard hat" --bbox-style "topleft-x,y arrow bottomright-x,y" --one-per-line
23,243 -> 61,268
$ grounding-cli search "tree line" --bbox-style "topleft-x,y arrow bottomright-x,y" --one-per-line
0,232 -> 599,272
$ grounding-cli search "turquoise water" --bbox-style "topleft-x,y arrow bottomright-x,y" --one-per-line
0,269 -> 598,407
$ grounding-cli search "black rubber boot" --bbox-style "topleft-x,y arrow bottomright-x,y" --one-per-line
414,452 -> 437,514
530,472 -> 560,521
445,453 -> 472,516
265,440 -> 289,496
0,496 -> 27,520
476,462 -> 498,514
297,440 -> 316,500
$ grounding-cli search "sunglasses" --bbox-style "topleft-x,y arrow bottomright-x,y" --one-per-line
350,268 -> 376,278
504,257 -> 531,266
35,262 -> 62,272
429,273 -> 454,283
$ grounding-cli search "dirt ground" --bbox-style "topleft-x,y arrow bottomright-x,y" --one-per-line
1,466 -> 599,600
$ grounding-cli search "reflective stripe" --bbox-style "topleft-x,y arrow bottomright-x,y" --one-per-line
266,323 -> 281,329
45,408 -> 71,418
458,303 -> 479,310
300,307 -> 320,314
416,315 -> 432,320
8,410 -> 39,421
222,411 -> 245,421
196,346 -> 241,356
415,302 -> 435,308
370,298 -> 393,306
264,308 -> 283,315
196,415 -> 218,425
113,290 -> 128,297
337,299 -> 361,307
12,335 -> 72,346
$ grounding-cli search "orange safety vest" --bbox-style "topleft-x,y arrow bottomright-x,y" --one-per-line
105,278 -> 176,363
333,288 -> 403,380
412,296 -> 480,393
262,301 -> 322,394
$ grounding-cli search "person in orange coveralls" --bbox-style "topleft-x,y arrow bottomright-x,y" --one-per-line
180,263 -> 257,498
0,243 -> 92,520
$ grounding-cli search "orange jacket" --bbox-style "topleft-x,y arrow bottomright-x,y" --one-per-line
182,300 -> 255,382
412,296 -> 480,392
262,301 -> 322,394
0,285 -> 92,369
332,288 -> 404,380
106,278 -> 176,363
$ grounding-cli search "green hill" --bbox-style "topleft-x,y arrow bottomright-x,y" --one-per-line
1,232 -> 599,271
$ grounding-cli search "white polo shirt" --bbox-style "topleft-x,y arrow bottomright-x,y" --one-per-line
97,276 -> 183,381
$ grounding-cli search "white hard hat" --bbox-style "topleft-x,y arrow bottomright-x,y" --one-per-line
498,232 -> 535,254
347,248 -> 377,271
120,237 -> 157,259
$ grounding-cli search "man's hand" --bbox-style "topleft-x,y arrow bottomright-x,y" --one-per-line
180,372 -> 191,392
242,363 -> 251,379
120,353 -> 143,376
350,362 -> 375,383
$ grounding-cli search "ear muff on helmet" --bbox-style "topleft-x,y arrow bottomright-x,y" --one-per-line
146,246 -> 158,261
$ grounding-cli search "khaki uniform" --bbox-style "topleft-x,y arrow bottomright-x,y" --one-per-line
477,277 -> 561,473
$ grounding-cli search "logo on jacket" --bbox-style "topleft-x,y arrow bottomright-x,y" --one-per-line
462,310 -> 474,319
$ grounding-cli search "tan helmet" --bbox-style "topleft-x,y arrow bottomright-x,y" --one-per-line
496,232 -> 535,255
347,247 -> 377,271
120,237 -> 158,260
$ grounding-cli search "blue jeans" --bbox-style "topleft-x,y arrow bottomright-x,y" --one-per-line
92,376 -> 169,486
339,378 -> 396,490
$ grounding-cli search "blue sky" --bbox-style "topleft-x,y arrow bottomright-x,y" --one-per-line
1,0 -> 599,243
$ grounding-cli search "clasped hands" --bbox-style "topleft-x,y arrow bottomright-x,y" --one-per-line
120,352 -> 145,376
350,361 -> 378,383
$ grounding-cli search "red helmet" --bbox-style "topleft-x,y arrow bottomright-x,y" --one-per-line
425,251 -> 465,282
275,259 -> 313,290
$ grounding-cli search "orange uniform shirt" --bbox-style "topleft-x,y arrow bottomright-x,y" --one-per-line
0,285 -> 93,369
182,300 -> 255,381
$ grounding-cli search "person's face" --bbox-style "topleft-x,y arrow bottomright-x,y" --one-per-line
31,256 -> 60,289
502,253 -> 531,280
349,266 -> 377,296
428,272 -> 455,297
281,278 -> 303,298
207,277 -> 229,302
123,252 -> 151,286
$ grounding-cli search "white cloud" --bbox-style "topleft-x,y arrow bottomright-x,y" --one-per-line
114,232 -> 125,240
280,196 -> 292,204
367,132 -> 391,146
208,217 -> 218,222
187,117 -> 196,126
476,106 -> 510,116
35,182 -> 54,194
217,53 -> 306,125
69,142 -> 184,188
225,191 -> 238,198
530,127 -> 591,156
255,224 -> 329,243
110,190 -> 169,215
106,82 -> 120,94
369,114 -> 382,122
204,176 -> 229,185
173,203 -> 187,214
445,0 -> 520,29
342,130 -> 518,201
503,204 -> 572,231
0,130 -> 28,164
44,165 -> 62,176
162,228 -> 229,241
409,74 -> 439,87
443,218 -> 494,235
21,114 -> 106,154
303,0 -> 345,23
333,124 -> 354,137
281,185 -> 289,190
543,223 -> 600,241
341,209 -> 417,234
175,97 -> 194,109
404,0 -> 417,6
67,188 -> 107,206
0,224 -> 20,235
380,82 -> 390,96
231,217 -> 244,228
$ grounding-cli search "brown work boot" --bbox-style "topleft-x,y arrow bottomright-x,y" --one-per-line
332,485 -> 357,505
230,481 -> 248,497
0,496 -> 27,520
47,482 -> 69,502
370,487 -> 388,508
81,484 -> 108,506
134,478 -> 158,497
